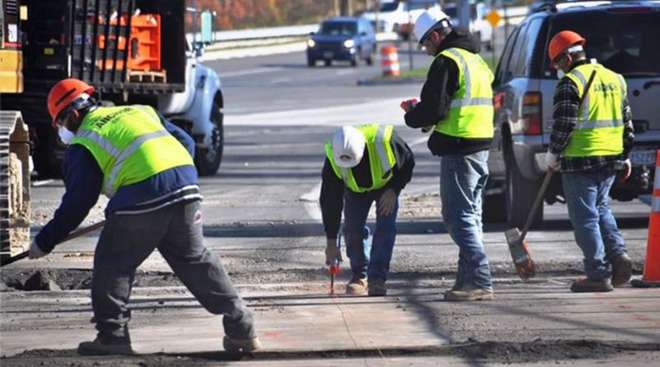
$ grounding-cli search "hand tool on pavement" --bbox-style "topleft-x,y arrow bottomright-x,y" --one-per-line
328,236 -> 341,295
1,220 -> 106,267
504,69 -> 597,280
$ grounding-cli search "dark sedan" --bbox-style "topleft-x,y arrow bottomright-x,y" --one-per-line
307,17 -> 376,67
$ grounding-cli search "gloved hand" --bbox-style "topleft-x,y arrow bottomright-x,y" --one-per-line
29,240 -> 47,259
545,151 -> 560,171
325,238 -> 342,266
400,98 -> 418,112
378,189 -> 397,216
621,159 -> 632,181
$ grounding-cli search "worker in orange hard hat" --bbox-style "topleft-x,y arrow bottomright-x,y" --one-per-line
545,31 -> 635,293
32,78 -> 261,355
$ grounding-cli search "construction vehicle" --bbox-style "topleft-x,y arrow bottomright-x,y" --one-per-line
0,0 -> 225,178
0,0 -> 223,263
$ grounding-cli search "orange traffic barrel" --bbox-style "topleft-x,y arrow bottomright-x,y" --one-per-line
381,45 -> 400,77
632,150 -> 660,288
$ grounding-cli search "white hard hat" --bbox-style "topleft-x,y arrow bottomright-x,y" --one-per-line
332,126 -> 366,168
414,9 -> 450,44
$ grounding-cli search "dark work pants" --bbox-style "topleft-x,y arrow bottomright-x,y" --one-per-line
91,200 -> 255,340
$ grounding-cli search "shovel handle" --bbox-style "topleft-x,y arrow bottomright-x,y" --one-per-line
1,220 -> 105,267
520,170 -> 553,240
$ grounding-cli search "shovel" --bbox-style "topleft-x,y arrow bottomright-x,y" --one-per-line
504,68 -> 597,280
1,220 -> 105,267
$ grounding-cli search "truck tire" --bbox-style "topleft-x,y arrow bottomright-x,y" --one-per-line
194,96 -> 224,176
483,191 -> 506,223
505,149 -> 543,228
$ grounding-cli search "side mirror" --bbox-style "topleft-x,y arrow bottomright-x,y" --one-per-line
200,10 -> 215,44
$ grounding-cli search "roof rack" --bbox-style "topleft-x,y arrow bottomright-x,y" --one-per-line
528,0 -> 643,14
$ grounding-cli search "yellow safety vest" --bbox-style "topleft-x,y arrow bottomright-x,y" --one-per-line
71,105 -> 194,197
325,124 -> 397,193
563,63 -> 625,157
434,47 -> 494,139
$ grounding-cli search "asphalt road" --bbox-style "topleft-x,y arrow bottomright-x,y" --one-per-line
1,34 -> 656,365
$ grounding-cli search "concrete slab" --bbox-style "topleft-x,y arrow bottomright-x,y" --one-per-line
2,280 -> 659,358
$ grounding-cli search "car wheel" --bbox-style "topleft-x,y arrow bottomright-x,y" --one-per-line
194,94 -> 224,176
366,52 -> 374,66
483,191 -> 507,223
307,57 -> 315,67
504,146 -> 543,228
324,59 -> 332,67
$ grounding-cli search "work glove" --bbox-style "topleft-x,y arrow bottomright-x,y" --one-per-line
325,238 -> 342,266
378,189 -> 397,216
621,159 -> 632,181
29,240 -> 47,259
399,98 -> 418,112
545,151 -> 560,171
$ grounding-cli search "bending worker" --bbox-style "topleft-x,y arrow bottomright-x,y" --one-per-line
401,10 -> 494,301
321,124 -> 414,296
29,78 -> 260,355
545,31 -> 634,292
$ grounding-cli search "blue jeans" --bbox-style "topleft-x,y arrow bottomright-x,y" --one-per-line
562,169 -> 626,280
440,151 -> 492,289
343,190 -> 398,282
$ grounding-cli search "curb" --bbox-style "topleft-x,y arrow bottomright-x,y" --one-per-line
357,77 -> 425,86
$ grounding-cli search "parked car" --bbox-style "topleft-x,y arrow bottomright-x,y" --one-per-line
307,17 -> 376,67
361,0 -> 440,39
442,2 -> 493,51
485,0 -> 660,227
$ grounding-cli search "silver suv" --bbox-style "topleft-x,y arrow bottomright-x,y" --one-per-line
485,0 -> 660,227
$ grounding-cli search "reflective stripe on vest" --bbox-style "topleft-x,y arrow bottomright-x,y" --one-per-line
564,63 -> 625,157
325,124 -> 397,193
434,48 -> 494,139
71,105 -> 194,197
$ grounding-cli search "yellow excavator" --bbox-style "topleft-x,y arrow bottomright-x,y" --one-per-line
1,0 -> 31,263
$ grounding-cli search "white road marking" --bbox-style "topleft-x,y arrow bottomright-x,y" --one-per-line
226,98 -> 406,126
221,67 -> 281,78
300,182 -> 323,223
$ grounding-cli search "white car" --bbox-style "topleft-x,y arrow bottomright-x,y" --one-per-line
361,0 -> 441,39
443,2 -> 493,50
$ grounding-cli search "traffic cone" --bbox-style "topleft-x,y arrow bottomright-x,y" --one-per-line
632,150 -> 660,287
381,45 -> 400,77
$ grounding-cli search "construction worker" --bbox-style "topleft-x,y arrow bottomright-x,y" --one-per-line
321,124 -> 414,296
28,79 -> 261,355
400,10 -> 494,301
545,31 -> 634,292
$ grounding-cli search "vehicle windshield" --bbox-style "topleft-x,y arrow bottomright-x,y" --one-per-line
380,2 -> 399,12
443,7 -> 458,18
320,21 -> 357,36
546,12 -> 660,76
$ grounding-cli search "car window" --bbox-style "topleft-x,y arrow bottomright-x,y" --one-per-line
320,21 -> 357,36
508,22 -> 529,78
494,26 -> 521,85
514,18 -> 543,77
545,11 -> 660,76
380,2 -> 400,12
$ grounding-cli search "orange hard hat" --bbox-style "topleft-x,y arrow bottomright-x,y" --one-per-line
548,30 -> 586,62
47,78 -> 95,124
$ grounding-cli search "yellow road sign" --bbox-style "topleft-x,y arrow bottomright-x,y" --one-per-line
486,10 -> 502,28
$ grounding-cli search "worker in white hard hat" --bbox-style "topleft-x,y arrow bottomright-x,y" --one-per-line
321,124 -> 415,296
400,10 -> 495,301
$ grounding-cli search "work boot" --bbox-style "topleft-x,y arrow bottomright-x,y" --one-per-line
368,279 -> 387,296
77,336 -> 134,356
444,285 -> 494,301
570,277 -> 614,293
611,253 -> 632,287
346,278 -> 368,295
223,336 -> 262,353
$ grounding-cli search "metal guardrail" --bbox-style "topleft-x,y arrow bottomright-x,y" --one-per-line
188,6 -> 529,45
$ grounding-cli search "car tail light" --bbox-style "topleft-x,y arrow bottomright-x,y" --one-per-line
522,92 -> 542,135
493,92 -> 505,112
